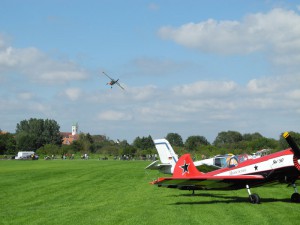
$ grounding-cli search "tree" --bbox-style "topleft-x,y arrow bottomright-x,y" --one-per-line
119,145 -> 137,156
36,144 -> 61,156
243,132 -> 263,141
77,133 -> 94,153
0,132 -> 16,155
15,132 -> 37,152
185,135 -> 210,152
5,135 -> 17,155
70,140 -> 83,153
166,133 -> 184,147
279,131 -> 300,149
15,118 -> 62,151
133,135 -> 154,150
213,131 -> 243,147
250,137 -> 279,151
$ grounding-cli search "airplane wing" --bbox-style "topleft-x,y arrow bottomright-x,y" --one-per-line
116,81 -> 125,90
152,174 -> 265,190
102,71 -> 113,81
151,154 -> 265,190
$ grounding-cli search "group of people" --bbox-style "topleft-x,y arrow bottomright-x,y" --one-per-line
44,153 -> 88,160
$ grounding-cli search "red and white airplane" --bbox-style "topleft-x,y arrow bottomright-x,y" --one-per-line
102,71 -> 125,90
151,132 -> 300,204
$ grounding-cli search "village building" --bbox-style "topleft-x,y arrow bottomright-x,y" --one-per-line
61,123 -> 79,145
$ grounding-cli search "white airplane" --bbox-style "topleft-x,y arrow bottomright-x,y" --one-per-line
145,139 -> 179,174
151,132 -> 300,204
145,139 -> 216,174
146,139 -> 270,174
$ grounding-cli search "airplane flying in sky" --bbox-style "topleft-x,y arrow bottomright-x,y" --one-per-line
102,71 -> 125,90
151,132 -> 300,204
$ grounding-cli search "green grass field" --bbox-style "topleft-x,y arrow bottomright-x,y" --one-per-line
1,159 -> 299,225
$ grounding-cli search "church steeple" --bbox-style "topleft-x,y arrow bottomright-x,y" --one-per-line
72,122 -> 78,136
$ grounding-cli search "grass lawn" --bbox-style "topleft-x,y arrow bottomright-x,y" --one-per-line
0,159 -> 299,225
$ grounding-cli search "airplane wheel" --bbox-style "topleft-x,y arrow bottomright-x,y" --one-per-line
249,194 -> 260,204
291,193 -> 300,203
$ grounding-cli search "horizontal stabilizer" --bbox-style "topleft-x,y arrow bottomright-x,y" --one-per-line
145,160 -> 172,170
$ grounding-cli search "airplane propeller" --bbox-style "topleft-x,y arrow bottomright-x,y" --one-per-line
283,132 -> 300,158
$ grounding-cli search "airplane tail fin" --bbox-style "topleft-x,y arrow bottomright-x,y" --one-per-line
173,154 -> 204,178
154,139 -> 178,166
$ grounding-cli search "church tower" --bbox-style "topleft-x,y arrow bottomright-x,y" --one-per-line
72,122 -> 78,136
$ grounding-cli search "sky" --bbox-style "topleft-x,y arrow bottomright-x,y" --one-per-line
1,0 -> 300,143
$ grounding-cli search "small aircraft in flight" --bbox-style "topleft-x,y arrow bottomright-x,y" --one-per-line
151,132 -> 300,204
102,71 -> 125,90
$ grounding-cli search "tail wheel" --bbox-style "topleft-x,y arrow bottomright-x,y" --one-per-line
291,193 -> 300,203
249,194 -> 260,204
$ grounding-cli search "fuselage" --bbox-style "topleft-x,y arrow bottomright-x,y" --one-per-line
154,148 -> 300,191
206,148 -> 300,188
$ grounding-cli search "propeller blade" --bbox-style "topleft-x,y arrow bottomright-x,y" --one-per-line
283,132 -> 300,158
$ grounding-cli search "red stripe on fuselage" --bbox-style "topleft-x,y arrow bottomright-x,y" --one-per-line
206,148 -> 294,176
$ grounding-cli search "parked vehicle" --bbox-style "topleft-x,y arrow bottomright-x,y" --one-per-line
15,151 -> 38,160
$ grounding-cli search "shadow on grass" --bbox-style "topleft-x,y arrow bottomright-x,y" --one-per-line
167,193 -> 292,205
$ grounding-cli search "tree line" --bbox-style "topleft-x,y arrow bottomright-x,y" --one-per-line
1,118 -> 300,159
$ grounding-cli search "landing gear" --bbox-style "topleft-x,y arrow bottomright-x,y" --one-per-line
291,193 -> 300,203
246,184 -> 260,204
291,183 -> 300,203
249,194 -> 261,204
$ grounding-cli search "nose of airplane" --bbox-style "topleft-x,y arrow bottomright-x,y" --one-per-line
283,132 -> 300,158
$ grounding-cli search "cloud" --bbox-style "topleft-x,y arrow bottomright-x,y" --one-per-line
0,35 -> 88,84
289,90 -> 300,100
172,80 -> 238,97
1,70 -> 299,141
18,92 -> 35,100
131,57 -> 190,76
247,74 -> 300,94
158,8 -> 300,67
88,71 -> 300,130
129,85 -> 160,101
97,110 -> 132,121
148,3 -> 159,11
63,88 -> 82,101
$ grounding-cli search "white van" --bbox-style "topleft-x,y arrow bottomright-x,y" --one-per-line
15,151 -> 35,159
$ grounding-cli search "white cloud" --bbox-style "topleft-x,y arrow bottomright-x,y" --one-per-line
247,74 -> 300,94
97,110 -> 132,121
247,78 -> 280,94
131,57 -> 190,76
158,8 -> 300,67
18,92 -> 34,100
1,71 -> 299,141
129,85 -> 160,101
172,80 -> 238,97
0,36 -> 88,84
289,90 -> 300,100
64,88 -> 82,101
